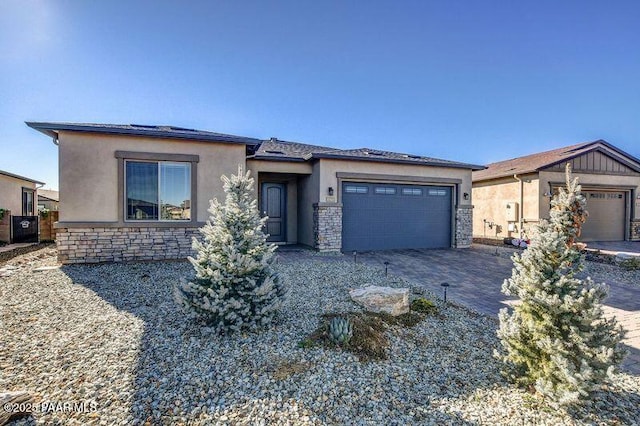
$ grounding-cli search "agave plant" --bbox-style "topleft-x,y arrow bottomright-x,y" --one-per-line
329,316 -> 353,345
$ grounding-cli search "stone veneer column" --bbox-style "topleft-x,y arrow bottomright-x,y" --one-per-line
55,227 -> 199,264
313,203 -> 342,252
455,206 -> 473,248
631,220 -> 640,241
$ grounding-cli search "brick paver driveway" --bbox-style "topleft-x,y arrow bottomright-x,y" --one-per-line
358,247 -> 640,374
351,246 -> 640,375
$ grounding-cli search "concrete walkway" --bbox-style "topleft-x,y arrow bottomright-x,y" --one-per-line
278,246 -> 640,375
0,242 -> 37,254
586,241 -> 640,257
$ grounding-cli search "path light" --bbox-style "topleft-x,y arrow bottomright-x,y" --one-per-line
353,251 -> 357,264
441,282 -> 450,305
384,261 -> 390,277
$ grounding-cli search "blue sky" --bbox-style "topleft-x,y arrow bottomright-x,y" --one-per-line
1,1 -> 639,190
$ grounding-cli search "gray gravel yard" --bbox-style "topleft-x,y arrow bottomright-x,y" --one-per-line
1,247 -> 639,425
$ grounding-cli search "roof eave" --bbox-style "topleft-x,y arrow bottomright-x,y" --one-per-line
247,155 -> 308,163
26,122 -> 263,146
312,153 -> 485,170
0,170 -> 45,185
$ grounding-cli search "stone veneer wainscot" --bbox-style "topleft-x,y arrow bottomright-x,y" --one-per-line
313,203 -> 342,252
56,227 -> 198,264
455,206 -> 473,248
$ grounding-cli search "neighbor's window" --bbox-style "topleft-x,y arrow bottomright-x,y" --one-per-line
125,161 -> 191,221
22,189 -> 34,215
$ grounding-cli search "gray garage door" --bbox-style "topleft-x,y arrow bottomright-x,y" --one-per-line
581,190 -> 626,242
342,182 -> 452,252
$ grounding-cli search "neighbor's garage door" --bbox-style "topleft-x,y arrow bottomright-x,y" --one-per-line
342,182 -> 452,252
581,190 -> 626,242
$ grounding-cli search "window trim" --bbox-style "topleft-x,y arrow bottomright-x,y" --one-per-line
115,151 -> 199,225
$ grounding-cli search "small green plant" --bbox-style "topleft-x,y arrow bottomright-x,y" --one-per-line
297,338 -> 315,349
329,317 -> 353,345
411,297 -> 438,314
0,208 -> 6,221
620,257 -> 640,271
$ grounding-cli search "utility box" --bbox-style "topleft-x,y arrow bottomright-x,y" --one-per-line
506,202 -> 519,222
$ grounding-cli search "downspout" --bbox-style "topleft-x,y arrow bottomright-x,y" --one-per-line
514,174 -> 524,236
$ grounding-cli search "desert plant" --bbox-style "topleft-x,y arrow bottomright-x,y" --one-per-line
329,316 -> 353,345
496,164 -> 626,405
0,208 -> 6,221
620,257 -> 640,271
173,165 -> 285,332
411,297 -> 438,314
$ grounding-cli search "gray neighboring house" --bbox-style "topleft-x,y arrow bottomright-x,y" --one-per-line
38,189 -> 59,211
27,122 -> 483,263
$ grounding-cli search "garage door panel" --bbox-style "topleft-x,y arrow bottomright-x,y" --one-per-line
342,182 -> 452,251
581,191 -> 625,242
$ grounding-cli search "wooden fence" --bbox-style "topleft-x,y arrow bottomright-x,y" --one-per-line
40,210 -> 59,241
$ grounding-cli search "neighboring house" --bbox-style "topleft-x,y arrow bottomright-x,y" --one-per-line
0,169 -> 44,243
27,122 -> 483,264
472,140 -> 640,243
38,189 -> 59,211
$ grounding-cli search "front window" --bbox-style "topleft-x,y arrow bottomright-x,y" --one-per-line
125,161 -> 191,221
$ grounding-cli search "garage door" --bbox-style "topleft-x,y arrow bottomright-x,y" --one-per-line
342,182 -> 452,252
581,190 -> 626,242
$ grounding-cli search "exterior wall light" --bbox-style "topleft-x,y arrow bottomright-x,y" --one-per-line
328,187 -> 334,196
463,192 -> 469,200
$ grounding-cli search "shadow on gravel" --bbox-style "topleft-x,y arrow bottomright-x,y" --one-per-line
61,262 -> 477,425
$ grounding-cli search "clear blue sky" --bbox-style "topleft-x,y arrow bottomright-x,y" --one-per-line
2,0 -> 639,190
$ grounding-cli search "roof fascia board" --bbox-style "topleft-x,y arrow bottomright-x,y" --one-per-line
313,153 -> 485,170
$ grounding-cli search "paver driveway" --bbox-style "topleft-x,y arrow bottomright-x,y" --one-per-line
278,245 -> 640,374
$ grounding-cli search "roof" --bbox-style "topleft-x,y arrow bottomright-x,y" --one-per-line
250,138 -> 485,170
26,122 -> 263,145
473,140 -> 640,182
27,121 -> 484,170
38,189 -> 59,202
0,169 -> 45,185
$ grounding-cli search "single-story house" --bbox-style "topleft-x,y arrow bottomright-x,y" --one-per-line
37,189 -> 59,211
472,140 -> 640,242
0,169 -> 44,243
27,121 -> 483,264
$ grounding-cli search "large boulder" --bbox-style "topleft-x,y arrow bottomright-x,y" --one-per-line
349,286 -> 410,316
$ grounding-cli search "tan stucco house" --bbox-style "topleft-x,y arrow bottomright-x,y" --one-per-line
27,122 -> 483,264
0,169 -> 44,243
472,140 -> 640,243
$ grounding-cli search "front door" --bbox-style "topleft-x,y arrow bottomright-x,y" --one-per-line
261,183 -> 286,242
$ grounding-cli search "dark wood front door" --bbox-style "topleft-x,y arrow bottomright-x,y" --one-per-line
261,183 -> 286,242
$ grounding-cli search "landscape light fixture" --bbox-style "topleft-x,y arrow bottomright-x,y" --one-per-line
353,251 -> 357,264
441,282 -> 450,305
384,261 -> 390,276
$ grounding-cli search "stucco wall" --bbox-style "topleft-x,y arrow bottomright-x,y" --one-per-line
538,170 -> 640,220
297,162 -> 320,247
318,159 -> 473,207
57,131 -> 247,223
472,174 -> 539,239
0,174 -> 38,215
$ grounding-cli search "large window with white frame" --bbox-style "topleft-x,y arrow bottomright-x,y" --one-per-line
125,160 -> 191,221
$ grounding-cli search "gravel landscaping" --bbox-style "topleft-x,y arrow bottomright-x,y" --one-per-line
2,247 -> 639,425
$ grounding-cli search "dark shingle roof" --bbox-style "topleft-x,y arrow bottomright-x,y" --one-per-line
473,139 -> 640,181
249,138 -> 336,161
26,122 -> 263,145
251,139 -> 484,169
27,121 -> 484,170
312,147 -> 485,170
0,169 -> 45,185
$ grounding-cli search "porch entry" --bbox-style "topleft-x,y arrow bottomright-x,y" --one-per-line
261,182 -> 286,242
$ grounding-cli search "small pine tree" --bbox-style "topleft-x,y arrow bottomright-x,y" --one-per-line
496,164 -> 626,405
174,165 -> 285,332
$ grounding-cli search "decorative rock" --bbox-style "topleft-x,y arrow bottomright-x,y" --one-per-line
349,286 -> 410,316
